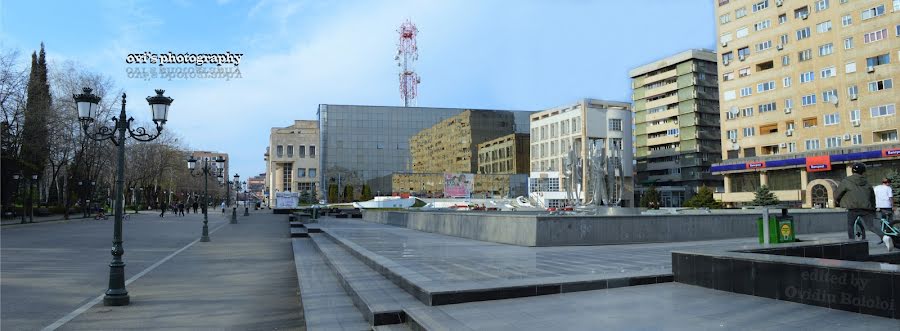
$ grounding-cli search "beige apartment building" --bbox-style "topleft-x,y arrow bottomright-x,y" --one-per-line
477,133 -> 531,174
630,49 -> 724,207
191,150 -> 230,180
409,110 -> 515,173
265,120 -> 319,206
712,0 -> 900,207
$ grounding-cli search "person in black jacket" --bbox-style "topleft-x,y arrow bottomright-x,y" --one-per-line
834,163 -> 885,246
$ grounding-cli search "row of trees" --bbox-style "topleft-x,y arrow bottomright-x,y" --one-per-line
326,184 -> 374,204
639,185 -> 784,209
1,44 -> 227,219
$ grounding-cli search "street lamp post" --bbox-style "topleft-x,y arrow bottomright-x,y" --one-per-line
29,174 -> 38,222
73,87 -> 173,306
242,181 -> 249,216
12,174 -> 23,223
188,155 -> 224,241
232,174 -> 239,223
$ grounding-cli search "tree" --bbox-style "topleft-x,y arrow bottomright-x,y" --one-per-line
889,172 -> 900,206
19,44 -> 52,214
639,185 -> 660,209
327,183 -> 339,203
342,184 -> 354,202
750,185 -> 780,206
360,184 -> 373,201
684,185 -> 723,209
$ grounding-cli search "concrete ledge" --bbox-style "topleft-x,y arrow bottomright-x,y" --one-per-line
290,228 -> 308,238
362,210 -> 847,247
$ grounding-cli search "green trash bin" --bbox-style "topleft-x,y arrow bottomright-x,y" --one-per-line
757,211 -> 795,244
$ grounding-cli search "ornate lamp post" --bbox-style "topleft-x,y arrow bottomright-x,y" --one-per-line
188,155 -> 224,241
29,174 -> 38,222
73,87 -> 173,306
12,174 -> 23,223
232,174 -> 240,222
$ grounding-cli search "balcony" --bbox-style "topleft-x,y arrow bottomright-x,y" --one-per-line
647,134 -> 680,146
644,94 -> 679,111
646,107 -> 678,122
647,147 -> 680,158
645,121 -> 679,135
643,68 -> 678,85
645,81 -> 679,97
645,160 -> 679,172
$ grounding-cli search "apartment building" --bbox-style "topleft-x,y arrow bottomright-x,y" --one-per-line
410,110 -> 515,173
265,120 -> 319,206
477,133 -> 531,174
629,49 -> 724,207
528,99 -> 634,207
191,150 -> 230,180
713,0 -> 900,207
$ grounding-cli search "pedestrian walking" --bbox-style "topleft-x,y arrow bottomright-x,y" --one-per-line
192,201 -> 199,214
221,201 -> 226,213
835,163 -> 884,245
178,202 -> 185,216
159,203 -> 167,218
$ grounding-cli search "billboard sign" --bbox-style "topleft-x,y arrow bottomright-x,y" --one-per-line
443,173 -> 474,198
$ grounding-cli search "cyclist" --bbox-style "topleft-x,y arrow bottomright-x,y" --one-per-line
835,162 -> 888,250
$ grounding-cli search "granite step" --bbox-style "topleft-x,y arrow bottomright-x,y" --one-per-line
310,233 -> 426,327
290,221 -> 305,228
291,239 -> 370,331
291,228 -> 308,238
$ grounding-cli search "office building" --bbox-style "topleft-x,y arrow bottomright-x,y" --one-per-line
713,0 -> 899,207
410,110 -> 515,173
629,49 -> 724,207
265,120 -> 319,206
528,99 -> 635,207
478,133 -> 531,174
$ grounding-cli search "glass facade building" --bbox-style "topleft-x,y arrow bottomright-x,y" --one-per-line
317,104 -> 531,201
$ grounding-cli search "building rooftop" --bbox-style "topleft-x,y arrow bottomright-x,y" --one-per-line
628,49 -> 717,78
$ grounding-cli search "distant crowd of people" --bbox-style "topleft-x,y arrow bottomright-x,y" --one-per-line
159,201 -> 201,218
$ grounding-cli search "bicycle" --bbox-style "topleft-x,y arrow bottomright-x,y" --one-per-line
853,210 -> 900,247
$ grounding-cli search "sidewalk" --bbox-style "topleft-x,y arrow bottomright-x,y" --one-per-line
57,210 -> 304,330
0,210 -> 160,226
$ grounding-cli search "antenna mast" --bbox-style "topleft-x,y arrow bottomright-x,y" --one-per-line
396,19 -> 420,107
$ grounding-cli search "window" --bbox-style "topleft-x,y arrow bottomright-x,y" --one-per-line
787,142 -> 797,153
895,0 -> 900,11
743,127 -> 756,137
752,0 -> 768,12
861,5 -> 885,20
276,145 -> 283,157
897,24 -> 900,36
841,14 -> 852,26
800,71 -> 815,83
721,33 -> 733,45
737,27 -> 750,38
818,43 -> 833,56
866,53 -> 891,67
297,168 -> 306,178
722,52 -> 734,64
723,71 -> 735,81
757,81 -> 775,92
795,6 -> 810,18
298,145 -> 306,158
779,34 -> 789,46
822,89 -> 838,102
870,104 -> 896,117
783,76 -> 792,87
727,110 -> 739,120
864,28 -> 888,43
282,165 -> 292,191
759,102 -> 777,113
727,129 -> 738,140
845,62 -> 856,73
724,90 -> 737,100
798,49 -> 812,62
742,107 -> 754,117
755,19 -> 771,31
756,40 -> 772,51
802,94 -> 817,106
736,7 -> 747,18
826,136 -> 842,148
816,21 -> 832,33
851,134 -> 863,145
824,112 -> 840,125
738,47 -> 750,59
803,117 -> 818,128
805,139 -> 821,151
738,67 -> 751,77
779,14 -> 788,24
844,37 -> 853,49
286,145 -> 293,157
796,27 -> 811,40
608,118 -> 622,131
785,98 -> 794,109
850,109 -> 861,122
308,168 -> 316,178
667,128 -> 680,136
310,146 -> 316,157
782,55 -> 790,66
876,130 -> 899,142
848,85 -> 859,97
740,87 -> 753,97
720,13 -> 731,24
869,79 -> 893,92
816,0 -> 829,11
820,66 -> 836,78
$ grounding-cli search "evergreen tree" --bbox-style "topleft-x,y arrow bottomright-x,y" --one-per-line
640,185 -> 661,209
889,172 -> 900,206
342,184 -> 354,202
19,44 -> 52,212
750,185 -> 780,206
360,184 -> 373,201
684,185 -> 723,209
327,184 -> 339,203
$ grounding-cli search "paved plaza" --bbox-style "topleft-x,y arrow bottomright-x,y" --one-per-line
1,209 -> 303,330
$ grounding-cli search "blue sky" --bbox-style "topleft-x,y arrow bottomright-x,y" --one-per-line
1,0 -> 716,180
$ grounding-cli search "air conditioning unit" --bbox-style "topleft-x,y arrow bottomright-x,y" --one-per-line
779,143 -> 787,148
784,107 -> 792,114
776,0 -> 784,7
739,55 -> 746,61
721,41 -> 728,47
844,134 -> 852,141
776,44 -> 784,50
852,120 -> 860,127
800,13 -> 809,20
730,138 -> 737,143
867,66 -> 875,73
724,60 -> 731,66
730,143 -> 740,151
849,93 -> 858,100
786,129 -> 794,136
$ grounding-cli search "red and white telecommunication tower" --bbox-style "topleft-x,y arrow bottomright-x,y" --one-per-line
395,19 -> 420,107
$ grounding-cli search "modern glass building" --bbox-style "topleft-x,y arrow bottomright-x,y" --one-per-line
317,104 -> 531,202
